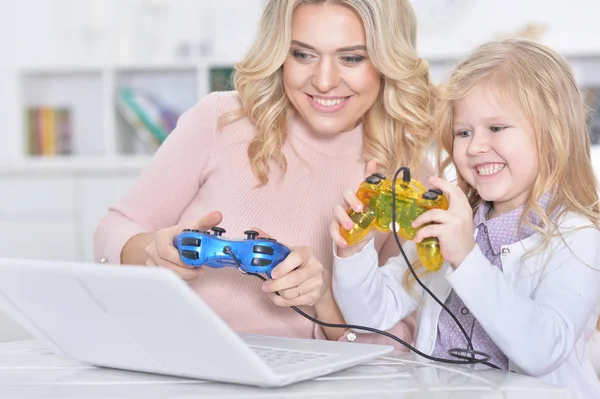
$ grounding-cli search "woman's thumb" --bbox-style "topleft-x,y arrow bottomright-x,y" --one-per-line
194,210 -> 223,231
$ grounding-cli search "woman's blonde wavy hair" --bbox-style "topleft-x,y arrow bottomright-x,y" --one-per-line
219,0 -> 435,185
406,39 -> 600,330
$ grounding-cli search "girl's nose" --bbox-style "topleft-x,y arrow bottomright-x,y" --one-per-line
467,132 -> 491,155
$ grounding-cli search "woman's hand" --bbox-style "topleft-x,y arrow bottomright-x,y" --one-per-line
254,228 -> 346,340
411,176 -> 475,268
144,210 -> 223,282
261,245 -> 331,307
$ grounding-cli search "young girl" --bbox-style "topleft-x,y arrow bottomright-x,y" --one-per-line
330,39 -> 600,398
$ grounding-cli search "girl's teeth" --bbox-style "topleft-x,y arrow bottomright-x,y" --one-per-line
477,164 -> 505,176
314,97 -> 345,107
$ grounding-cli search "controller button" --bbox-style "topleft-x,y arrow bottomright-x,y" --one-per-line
422,191 -> 439,200
181,238 -> 201,247
251,258 -> 272,266
253,245 -> 274,255
181,250 -> 199,260
260,237 -> 277,242
183,229 -> 191,232
366,173 -> 385,184
430,189 -> 443,195
244,230 -> 259,240
211,227 -> 226,236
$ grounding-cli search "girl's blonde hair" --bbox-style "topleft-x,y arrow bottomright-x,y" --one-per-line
219,0 -> 435,185
436,39 -> 600,223
407,39 -> 600,330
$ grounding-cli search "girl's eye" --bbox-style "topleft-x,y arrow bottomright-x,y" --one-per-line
456,130 -> 472,138
490,125 -> 506,133
340,55 -> 365,64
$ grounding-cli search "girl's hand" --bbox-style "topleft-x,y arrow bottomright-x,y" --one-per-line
411,176 -> 475,268
330,160 -> 383,258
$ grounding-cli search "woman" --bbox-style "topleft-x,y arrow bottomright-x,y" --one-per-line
94,0 -> 434,344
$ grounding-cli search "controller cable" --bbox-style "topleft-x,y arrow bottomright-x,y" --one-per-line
391,167 -> 497,369
225,169 -> 500,372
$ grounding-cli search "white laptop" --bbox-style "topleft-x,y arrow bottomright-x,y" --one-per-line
0,258 -> 393,387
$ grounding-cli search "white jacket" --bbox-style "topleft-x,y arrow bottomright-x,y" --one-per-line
333,212 -> 600,399
587,331 -> 600,378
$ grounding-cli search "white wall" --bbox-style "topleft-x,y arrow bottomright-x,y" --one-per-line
415,0 -> 600,58
2,0 -> 265,65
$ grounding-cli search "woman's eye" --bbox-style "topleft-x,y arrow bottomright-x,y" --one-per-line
456,130 -> 472,137
490,126 -> 506,133
340,55 -> 365,64
291,50 -> 314,62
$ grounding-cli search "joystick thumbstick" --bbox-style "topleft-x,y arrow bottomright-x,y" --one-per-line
211,227 -> 226,236
244,230 -> 259,240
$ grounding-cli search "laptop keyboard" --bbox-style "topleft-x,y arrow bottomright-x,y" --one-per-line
250,346 -> 332,369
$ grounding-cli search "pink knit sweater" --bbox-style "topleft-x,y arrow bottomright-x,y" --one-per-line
94,91 -> 414,345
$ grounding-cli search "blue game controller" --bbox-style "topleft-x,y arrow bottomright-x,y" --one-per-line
173,227 -> 291,278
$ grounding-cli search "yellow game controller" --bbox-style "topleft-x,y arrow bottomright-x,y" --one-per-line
340,169 -> 448,272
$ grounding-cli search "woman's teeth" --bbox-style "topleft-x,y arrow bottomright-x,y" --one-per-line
313,97 -> 345,107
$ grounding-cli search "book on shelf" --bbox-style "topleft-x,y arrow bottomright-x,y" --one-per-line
583,86 -> 600,145
116,88 -> 180,152
209,66 -> 235,92
26,106 -> 72,156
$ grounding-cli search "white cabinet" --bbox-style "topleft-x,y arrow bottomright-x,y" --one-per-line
0,221 -> 78,261
0,159 -> 147,262
0,176 -> 76,214
78,175 -> 140,261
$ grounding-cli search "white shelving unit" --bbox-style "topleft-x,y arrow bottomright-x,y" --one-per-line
11,51 -> 600,167
13,58 -> 238,167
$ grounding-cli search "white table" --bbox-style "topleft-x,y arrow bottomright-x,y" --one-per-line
0,340 -> 573,398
